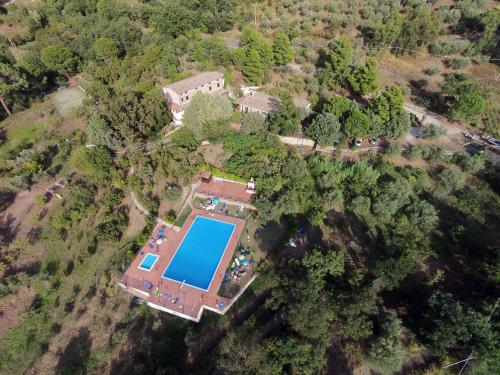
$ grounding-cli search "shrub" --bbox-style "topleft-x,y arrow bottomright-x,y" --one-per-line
420,124 -> 447,139
436,167 -> 465,193
423,67 -> 440,76
428,40 -> 472,55
447,57 -> 470,69
385,143 -> 401,157
35,194 -> 48,205
241,112 -> 267,134
405,145 -> 423,160
460,153 -> 485,174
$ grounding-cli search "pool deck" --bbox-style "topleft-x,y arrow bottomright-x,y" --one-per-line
119,209 -> 246,322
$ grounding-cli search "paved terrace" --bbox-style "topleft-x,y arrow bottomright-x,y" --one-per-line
196,178 -> 254,203
119,209 -> 245,322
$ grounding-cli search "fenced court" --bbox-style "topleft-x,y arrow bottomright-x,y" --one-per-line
50,87 -> 85,117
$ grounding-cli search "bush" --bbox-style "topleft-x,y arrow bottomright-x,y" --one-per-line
420,124 -> 447,139
164,209 -> 177,224
405,145 -> 423,160
162,185 -> 182,201
35,194 -> 48,205
447,57 -> 470,69
241,112 -> 266,134
436,167 -> 465,193
424,67 -> 440,76
385,143 -> 401,157
429,40 -> 472,55
460,153 -> 485,174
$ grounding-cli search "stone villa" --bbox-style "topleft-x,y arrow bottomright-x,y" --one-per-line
163,71 -> 225,125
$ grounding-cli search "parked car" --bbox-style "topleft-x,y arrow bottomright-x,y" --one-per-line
369,138 -> 377,145
355,138 -> 363,147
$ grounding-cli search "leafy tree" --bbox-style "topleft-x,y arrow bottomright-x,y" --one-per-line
182,92 -> 233,140
243,48 -> 264,84
368,11 -> 403,47
191,36 -> 231,68
322,96 -> 356,121
370,85 -> 405,123
436,167 -> 466,194
346,160 -> 380,196
268,95 -> 302,135
397,5 -> 442,53
381,111 -> 412,140
72,146 -> 115,184
420,123 -> 446,139
350,196 -> 371,217
85,112 -> 123,151
223,68 -> 233,87
461,153 -> 485,174
137,88 -> 171,138
405,199 -> 439,235
302,248 -> 345,283
232,48 -> 246,70
241,112 -> 266,134
372,178 -> 411,223
0,63 -> 27,116
40,45 -> 79,78
365,312 -> 407,373
170,127 -> 200,151
424,291 -> 493,358
348,58 -> 378,95
240,26 -> 274,69
320,36 -> 353,87
440,73 -> 486,123
344,108 -> 371,139
93,37 -> 119,60
306,112 -> 342,146
272,31 -> 293,66
374,219 -> 429,290
476,8 -> 500,54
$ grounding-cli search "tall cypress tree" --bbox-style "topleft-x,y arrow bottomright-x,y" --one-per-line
243,48 -> 264,84
272,31 -> 293,65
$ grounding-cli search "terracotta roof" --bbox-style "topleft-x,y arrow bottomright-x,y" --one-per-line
235,92 -> 280,113
165,71 -> 223,94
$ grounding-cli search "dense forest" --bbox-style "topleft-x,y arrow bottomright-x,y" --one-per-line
0,0 -> 499,374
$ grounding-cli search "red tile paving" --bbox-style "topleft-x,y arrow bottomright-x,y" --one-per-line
196,178 -> 254,203
119,209 -> 245,321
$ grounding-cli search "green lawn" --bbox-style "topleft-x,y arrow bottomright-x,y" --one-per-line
0,123 -> 46,156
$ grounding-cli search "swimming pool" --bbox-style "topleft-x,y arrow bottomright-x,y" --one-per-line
162,216 -> 235,290
139,253 -> 159,271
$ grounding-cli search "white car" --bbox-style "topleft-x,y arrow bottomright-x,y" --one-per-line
355,139 -> 363,147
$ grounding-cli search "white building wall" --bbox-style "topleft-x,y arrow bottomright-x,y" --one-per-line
164,77 -> 225,125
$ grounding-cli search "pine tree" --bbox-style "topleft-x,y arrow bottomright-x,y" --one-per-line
320,36 -> 353,87
243,48 -> 264,84
240,26 -> 274,68
272,31 -> 293,65
349,58 -> 378,95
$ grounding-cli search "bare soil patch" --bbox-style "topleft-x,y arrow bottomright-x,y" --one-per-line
200,143 -> 226,167
0,286 -> 35,342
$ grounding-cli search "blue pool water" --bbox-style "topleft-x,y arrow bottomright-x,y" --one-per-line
162,216 -> 235,290
139,253 -> 159,271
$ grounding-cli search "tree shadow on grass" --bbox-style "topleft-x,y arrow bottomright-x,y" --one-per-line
55,327 -> 92,375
